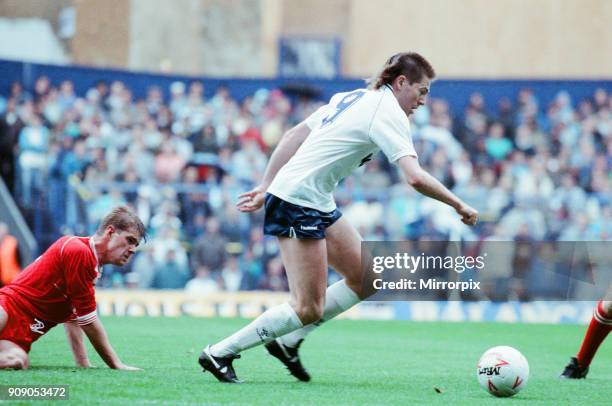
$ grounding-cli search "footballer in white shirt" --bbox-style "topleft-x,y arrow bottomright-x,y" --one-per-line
199,52 -> 479,383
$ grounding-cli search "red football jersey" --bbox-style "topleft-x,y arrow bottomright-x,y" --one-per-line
1,236 -> 101,326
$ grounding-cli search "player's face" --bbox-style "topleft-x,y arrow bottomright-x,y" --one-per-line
395,75 -> 430,117
107,226 -> 141,266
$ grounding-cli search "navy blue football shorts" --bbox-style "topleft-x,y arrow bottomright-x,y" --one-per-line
263,193 -> 342,239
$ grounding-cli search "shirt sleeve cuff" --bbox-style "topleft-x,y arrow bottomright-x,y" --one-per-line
389,150 -> 418,163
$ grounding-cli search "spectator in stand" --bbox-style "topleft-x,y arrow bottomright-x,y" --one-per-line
143,117 -> 163,150
57,80 -> 77,112
33,76 -> 51,104
150,226 -> 188,267
258,256 -> 288,292
461,92 -> 489,143
499,197 -> 547,240
558,213 -> 592,241
220,256 -> 242,292
589,155 -> 610,204
549,172 -> 588,218
0,98 -> 23,193
230,138 -> 267,183
184,212 -> 207,241
131,185 -> 155,229
190,218 -> 227,273
169,81 -> 188,118
214,174 -> 243,210
83,149 -> 113,185
124,125 -> 155,183
495,96 -> 516,139
169,124 -> 194,164
41,88 -> 64,128
129,245 -> 156,289
210,85 -> 239,129
17,114 -> 50,207
185,266 -> 220,294
239,248 -> 264,290
419,98 -> 462,160
145,85 -> 164,116
154,141 -> 186,183
9,82 -> 30,104
453,172 -> 489,216
87,189 -> 128,235
465,115 -> 490,167
219,203 -> 245,244
513,123 -> 536,154
152,248 -> 190,289
61,139 -> 90,180
179,166 -> 212,224
485,121 -> 513,162
516,88 -> 540,127
149,199 -> 182,237
46,137 -> 73,231
449,151 -> 473,187
191,124 -> 220,154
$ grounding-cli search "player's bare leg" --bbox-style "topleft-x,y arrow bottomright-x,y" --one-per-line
268,218 -> 364,380
280,237 -> 329,324
561,286 -> 612,379
201,237 -> 328,382
0,306 -> 29,369
282,217 -> 365,338
326,217 -> 368,297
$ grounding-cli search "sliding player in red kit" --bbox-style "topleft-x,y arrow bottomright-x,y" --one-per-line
0,206 -> 145,370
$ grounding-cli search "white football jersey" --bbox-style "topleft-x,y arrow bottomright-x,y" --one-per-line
268,85 -> 417,212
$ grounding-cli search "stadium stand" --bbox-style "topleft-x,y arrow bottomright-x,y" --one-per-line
0,61 -> 610,299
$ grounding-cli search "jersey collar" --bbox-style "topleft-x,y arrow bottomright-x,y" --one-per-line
88,237 -> 103,274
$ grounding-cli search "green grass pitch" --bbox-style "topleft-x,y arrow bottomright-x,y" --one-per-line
2,317 -> 610,405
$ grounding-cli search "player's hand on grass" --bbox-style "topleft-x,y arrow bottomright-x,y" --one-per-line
456,204 -> 478,226
237,186 -> 266,212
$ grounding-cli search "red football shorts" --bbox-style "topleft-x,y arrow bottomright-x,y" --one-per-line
0,293 -> 54,353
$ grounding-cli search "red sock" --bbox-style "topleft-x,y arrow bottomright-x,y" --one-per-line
576,301 -> 612,368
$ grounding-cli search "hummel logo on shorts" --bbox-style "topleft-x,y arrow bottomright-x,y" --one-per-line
300,225 -> 318,231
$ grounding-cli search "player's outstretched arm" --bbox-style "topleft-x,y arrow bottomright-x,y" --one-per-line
64,321 -> 93,368
80,318 -> 141,371
398,155 -> 478,225
237,121 -> 311,212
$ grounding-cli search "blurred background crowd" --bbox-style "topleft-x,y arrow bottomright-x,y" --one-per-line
0,75 -> 610,299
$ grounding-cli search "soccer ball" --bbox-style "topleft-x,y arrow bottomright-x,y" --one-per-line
476,346 -> 529,398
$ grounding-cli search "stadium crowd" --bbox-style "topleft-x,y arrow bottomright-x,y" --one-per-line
0,76 -> 610,299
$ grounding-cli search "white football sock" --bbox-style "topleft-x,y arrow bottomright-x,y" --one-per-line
210,302 -> 303,357
279,279 -> 361,348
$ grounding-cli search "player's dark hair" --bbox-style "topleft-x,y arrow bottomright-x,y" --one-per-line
368,52 -> 436,90
97,206 -> 147,241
